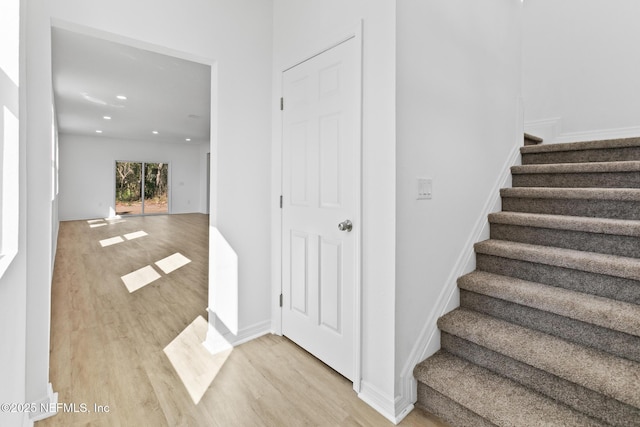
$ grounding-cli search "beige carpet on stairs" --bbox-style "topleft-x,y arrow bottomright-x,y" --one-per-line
414,136 -> 640,427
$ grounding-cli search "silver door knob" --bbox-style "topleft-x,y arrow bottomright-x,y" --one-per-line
338,220 -> 353,232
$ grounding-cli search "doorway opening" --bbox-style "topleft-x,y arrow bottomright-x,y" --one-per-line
115,161 -> 169,215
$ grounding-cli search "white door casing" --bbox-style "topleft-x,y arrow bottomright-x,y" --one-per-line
281,36 -> 361,382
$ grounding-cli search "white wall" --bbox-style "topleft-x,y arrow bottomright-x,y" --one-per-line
25,0 -> 58,409
0,0 -> 28,424
0,263 -> 27,427
524,0 -> 640,142
58,134 -> 205,220
25,0 -> 274,414
0,175 -> 27,427
271,0 -> 398,419
396,0 -> 522,411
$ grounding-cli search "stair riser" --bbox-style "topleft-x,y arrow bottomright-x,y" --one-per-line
502,197 -> 640,220
440,333 -> 640,427
490,223 -> 640,258
522,146 -> 640,165
460,290 -> 640,362
512,172 -> 640,188
475,253 -> 640,305
416,384 -> 495,427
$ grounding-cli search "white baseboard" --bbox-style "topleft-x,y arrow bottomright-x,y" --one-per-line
26,383 -> 58,424
358,381 -> 412,425
554,125 -> 640,143
525,117 -> 640,144
203,309 -> 271,354
391,387 -> 415,425
395,137 -> 523,411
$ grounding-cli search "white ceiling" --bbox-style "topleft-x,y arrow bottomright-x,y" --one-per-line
51,28 -> 211,145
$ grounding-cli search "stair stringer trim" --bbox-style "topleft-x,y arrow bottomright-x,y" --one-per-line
554,125 -> 640,144
396,139 -> 523,414
525,116 -> 640,145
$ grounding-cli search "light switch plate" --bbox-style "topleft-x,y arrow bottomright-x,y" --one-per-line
417,177 -> 432,200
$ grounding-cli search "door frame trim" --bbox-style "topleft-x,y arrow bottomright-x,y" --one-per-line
274,22 -> 363,393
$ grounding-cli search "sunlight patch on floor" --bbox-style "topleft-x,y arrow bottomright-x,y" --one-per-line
88,217 -> 126,228
100,236 -> 125,247
124,230 -> 148,240
100,231 -> 147,248
155,252 -> 191,274
163,316 -> 232,404
121,265 -> 161,292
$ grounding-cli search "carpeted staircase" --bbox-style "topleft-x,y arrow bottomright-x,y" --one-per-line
414,137 -> 640,426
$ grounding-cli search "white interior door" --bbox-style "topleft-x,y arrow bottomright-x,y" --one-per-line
281,37 -> 359,381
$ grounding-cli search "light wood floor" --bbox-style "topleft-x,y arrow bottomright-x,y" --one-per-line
39,213 -> 448,427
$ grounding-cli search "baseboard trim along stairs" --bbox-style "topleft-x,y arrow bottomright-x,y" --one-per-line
414,136 -> 640,426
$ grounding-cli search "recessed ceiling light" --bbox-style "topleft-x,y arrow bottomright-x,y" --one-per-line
116,95 -> 127,100
152,131 -> 159,134
103,116 -> 111,120
185,138 -> 191,142
96,130 -> 103,133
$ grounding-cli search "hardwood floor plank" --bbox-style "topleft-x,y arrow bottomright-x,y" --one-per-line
39,213 -> 448,427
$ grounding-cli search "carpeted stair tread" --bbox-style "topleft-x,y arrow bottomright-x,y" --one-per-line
474,239 -> 640,281
501,186 -> 640,201
438,308 -> 640,408
458,271 -> 640,337
475,252 -> 640,304
512,160 -> 640,174
524,132 -> 543,143
521,138 -> 640,165
439,332 -> 640,426
501,187 -> 640,220
414,351 -> 603,427
488,211 -> 640,237
511,160 -> 640,188
416,385 -> 494,427
521,136 -> 640,154
524,133 -> 543,146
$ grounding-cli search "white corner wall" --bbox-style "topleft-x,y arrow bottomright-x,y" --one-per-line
395,0 -> 523,412
0,156 -> 28,427
271,0 -> 398,420
0,263 -> 28,427
25,0 -> 274,412
25,0 -> 58,410
524,0 -> 640,142
58,135 -> 206,220
0,0 -> 28,424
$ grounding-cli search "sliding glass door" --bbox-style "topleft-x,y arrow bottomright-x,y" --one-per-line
115,161 -> 143,215
115,161 -> 169,215
143,162 -> 168,214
